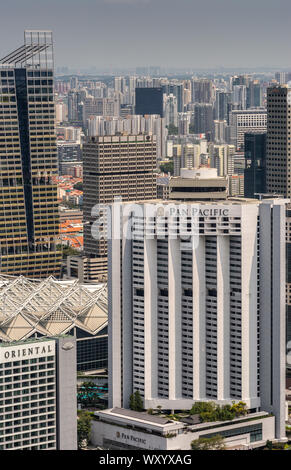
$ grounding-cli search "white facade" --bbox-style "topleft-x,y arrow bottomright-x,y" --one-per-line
229,109 -> 267,149
108,198 -> 287,440
91,408 -> 275,450
87,114 -> 167,160
0,337 -> 77,450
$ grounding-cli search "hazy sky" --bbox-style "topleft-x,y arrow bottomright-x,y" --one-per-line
1,0 -> 291,70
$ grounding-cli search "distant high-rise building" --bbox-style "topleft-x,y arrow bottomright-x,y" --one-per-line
232,85 -> 247,110
231,75 -> 250,88
275,72 -> 291,85
0,30 -> 61,277
244,133 -> 266,198
83,135 -> 157,278
214,91 -> 232,122
192,78 -> 215,104
178,113 -> 190,135
193,103 -> 214,138
213,120 -> 227,144
266,85 -> 291,197
246,81 -> 262,109
162,83 -> 184,112
135,87 -> 164,117
229,108 -> 267,149
164,94 -> 178,127
67,90 -> 83,123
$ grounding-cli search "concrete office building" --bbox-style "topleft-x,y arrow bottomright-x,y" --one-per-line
266,85 -> 291,197
193,103 -> 214,137
83,135 -> 157,279
108,198 -> 287,440
0,336 -> 77,450
229,109 -> 267,149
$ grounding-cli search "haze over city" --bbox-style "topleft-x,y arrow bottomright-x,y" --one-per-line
1,0 -> 291,70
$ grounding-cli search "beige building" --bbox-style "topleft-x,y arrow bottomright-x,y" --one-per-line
82,134 -> 157,279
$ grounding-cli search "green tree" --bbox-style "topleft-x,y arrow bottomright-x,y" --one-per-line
266,440 -> 273,450
160,161 -> 174,175
80,381 -> 96,391
56,244 -> 80,259
74,182 -> 83,191
190,401 -> 217,416
129,391 -> 144,412
216,405 -> 235,422
129,393 -> 136,410
230,401 -> 248,417
191,435 -> 226,450
77,411 -> 92,448
190,401 -> 248,423
166,124 -> 178,135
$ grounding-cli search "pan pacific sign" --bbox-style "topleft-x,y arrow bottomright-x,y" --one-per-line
0,340 -> 55,363
116,431 -> 146,445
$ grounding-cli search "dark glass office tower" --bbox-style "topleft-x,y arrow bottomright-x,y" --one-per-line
244,133 -> 266,198
246,81 -> 262,108
0,31 -> 61,277
135,87 -> 164,116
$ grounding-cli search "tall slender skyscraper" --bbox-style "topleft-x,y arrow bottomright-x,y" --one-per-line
266,85 -> 291,197
266,84 -> 291,378
244,133 -> 266,198
0,31 -> 61,277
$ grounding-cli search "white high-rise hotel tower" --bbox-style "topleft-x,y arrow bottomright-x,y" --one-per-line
108,198 -> 287,440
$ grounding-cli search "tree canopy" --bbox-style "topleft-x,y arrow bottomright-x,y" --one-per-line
190,401 -> 248,422
191,435 -> 225,450
77,411 -> 92,448
129,391 -> 144,412
159,161 -> 174,175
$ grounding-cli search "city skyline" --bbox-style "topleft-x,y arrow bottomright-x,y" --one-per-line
1,0 -> 291,70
